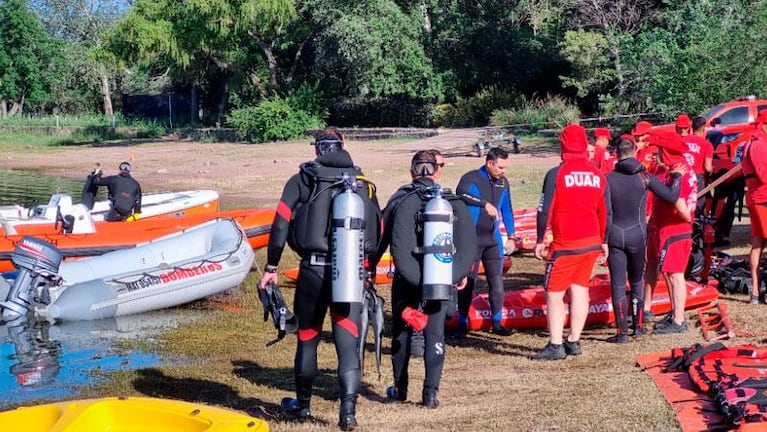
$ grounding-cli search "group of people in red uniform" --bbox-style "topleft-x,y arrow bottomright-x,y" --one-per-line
533,115 -> 720,359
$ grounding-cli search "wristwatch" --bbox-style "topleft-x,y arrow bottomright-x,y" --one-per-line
265,264 -> 278,273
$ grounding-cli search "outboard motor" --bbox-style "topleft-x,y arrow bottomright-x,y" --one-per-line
331,174 -> 365,303
421,186 -> 454,300
0,236 -> 62,320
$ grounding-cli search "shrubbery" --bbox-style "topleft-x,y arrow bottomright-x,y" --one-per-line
431,87 -> 520,127
227,97 -> 325,143
490,95 -> 581,132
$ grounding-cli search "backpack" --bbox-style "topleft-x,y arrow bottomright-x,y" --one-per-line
288,162 -> 381,258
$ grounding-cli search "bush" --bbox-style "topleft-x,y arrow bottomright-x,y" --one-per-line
431,87 -> 521,127
227,98 -> 325,143
490,95 -> 581,132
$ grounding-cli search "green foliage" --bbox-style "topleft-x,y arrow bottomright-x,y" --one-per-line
227,97 -> 324,143
431,87 -> 521,127
490,95 -> 581,132
558,30 -> 613,98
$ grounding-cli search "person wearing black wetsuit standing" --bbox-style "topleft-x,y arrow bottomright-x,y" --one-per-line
258,127 -> 381,431
91,161 -> 142,221
605,137 -> 685,343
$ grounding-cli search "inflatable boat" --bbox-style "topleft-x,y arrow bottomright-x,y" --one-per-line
445,274 -> 720,330
0,396 -> 269,431
0,207 -> 273,273
0,190 -> 220,229
0,218 -> 255,322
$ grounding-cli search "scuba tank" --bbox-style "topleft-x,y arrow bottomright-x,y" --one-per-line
421,186 -> 454,300
331,174 -> 366,303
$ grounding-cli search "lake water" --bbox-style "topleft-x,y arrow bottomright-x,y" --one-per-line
0,169 -> 178,410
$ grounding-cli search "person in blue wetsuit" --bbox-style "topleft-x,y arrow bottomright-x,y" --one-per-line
455,147 -> 516,336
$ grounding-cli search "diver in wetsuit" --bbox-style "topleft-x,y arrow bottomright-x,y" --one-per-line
258,127 -> 381,431
604,137 -> 686,342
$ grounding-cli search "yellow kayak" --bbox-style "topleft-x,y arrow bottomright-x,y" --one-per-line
0,396 -> 269,431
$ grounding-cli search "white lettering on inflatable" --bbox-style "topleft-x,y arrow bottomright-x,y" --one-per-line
588,303 -> 612,314
564,171 -> 601,188
522,308 -> 533,318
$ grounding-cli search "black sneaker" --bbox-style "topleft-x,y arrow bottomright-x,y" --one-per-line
386,385 -> 407,402
654,320 -> 688,334
632,327 -> 648,337
654,314 -> 674,329
605,334 -> 630,344
448,323 -> 468,339
491,323 -> 514,336
642,310 -> 655,323
564,339 -> 582,356
532,342 -> 566,360
281,397 -> 311,420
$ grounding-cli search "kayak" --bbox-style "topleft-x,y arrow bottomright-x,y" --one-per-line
445,273 -> 720,330
0,208 -> 274,273
281,252 -> 512,285
0,396 -> 269,431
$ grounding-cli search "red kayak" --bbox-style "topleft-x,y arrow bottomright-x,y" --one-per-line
445,273 -> 719,330
281,253 -> 512,285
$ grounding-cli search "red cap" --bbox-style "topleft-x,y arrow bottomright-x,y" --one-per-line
619,133 -> 636,143
631,121 -> 653,137
675,114 -> 692,128
593,128 -> 611,139
756,109 -> 767,124
647,130 -> 687,165
559,124 -> 588,161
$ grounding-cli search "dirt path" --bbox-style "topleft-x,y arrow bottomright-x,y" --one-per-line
1,129 -> 560,208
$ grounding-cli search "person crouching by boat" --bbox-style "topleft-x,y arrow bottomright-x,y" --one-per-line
91,161 -> 142,222
533,124 -> 608,360
374,150 -> 474,408
604,137 -> 686,343
644,131 -> 697,334
257,127 -> 382,431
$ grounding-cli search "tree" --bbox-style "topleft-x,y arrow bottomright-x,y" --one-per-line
0,0 -> 61,117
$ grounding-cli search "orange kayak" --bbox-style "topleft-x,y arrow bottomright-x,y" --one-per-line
282,253 -> 512,285
0,208 -> 275,273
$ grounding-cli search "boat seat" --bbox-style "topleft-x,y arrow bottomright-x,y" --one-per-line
68,205 -> 96,234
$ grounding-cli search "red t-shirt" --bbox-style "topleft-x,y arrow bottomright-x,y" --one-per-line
743,131 -> 767,206
683,135 -> 713,175
591,146 -> 616,174
651,169 -> 697,234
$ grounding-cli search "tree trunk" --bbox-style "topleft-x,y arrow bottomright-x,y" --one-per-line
100,70 -> 114,117
256,39 -> 279,95
190,85 -> 198,124
0,100 -> 6,118
216,75 -> 229,126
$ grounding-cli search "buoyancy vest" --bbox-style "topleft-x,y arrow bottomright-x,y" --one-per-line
288,162 -> 381,258
389,184 -> 476,286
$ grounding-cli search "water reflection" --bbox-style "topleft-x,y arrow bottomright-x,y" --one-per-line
0,311 -> 204,410
0,168 -> 106,206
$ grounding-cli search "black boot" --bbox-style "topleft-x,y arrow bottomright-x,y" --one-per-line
338,399 -> 357,431
422,388 -> 439,409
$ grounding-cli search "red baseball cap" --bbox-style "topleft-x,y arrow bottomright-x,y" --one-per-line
593,128 -> 611,139
647,130 -> 687,154
631,121 -> 653,137
619,133 -> 636,143
675,114 -> 692,128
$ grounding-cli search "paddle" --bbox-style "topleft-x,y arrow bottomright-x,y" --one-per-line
697,163 -> 742,199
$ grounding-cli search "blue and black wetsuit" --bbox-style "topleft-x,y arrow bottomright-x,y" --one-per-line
606,157 -> 681,335
456,166 -> 515,331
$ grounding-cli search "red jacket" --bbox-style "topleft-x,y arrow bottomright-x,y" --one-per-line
743,129 -> 767,206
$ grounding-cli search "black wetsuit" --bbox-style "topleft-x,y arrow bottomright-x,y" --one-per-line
375,177 -> 448,402
92,172 -> 142,221
265,149 -> 381,417
605,157 -> 681,334
455,167 -> 515,330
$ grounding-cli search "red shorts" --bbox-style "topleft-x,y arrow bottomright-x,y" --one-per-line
544,247 -> 601,293
749,203 -> 767,239
648,228 -> 692,274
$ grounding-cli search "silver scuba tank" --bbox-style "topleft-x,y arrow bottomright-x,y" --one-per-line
422,186 -> 454,300
331,175 -> 366,303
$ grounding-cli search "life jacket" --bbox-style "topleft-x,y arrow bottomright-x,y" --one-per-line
389,184 -> 476,286
288,161 -> 381,258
